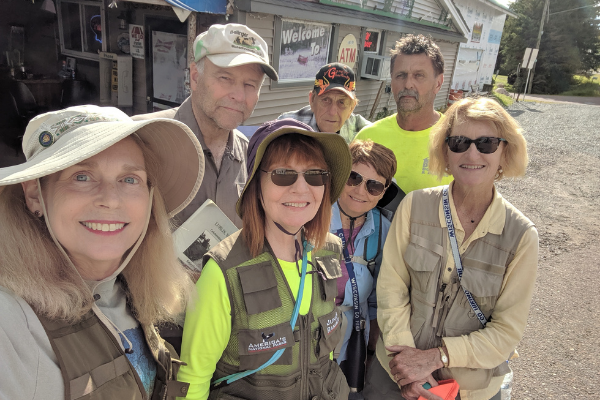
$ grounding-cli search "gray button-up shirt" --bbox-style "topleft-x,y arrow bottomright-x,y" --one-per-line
132,97 -> 247,228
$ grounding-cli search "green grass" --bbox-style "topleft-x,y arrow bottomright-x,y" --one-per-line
491,75 -> 515,107
560,75 -> 600,96
491,91 -> 514,107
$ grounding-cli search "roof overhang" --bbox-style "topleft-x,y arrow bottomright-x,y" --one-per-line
480,0 -> 519,18
239,0 -> 468,43
124,0 -> 226,14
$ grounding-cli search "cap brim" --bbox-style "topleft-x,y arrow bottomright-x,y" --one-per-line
206,53 -> 279,81
0,119 -> 204,218
321,85 -> 356,98
236,128 -> 351,217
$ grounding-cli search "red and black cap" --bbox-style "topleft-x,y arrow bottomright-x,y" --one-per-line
313,63 -> 356,98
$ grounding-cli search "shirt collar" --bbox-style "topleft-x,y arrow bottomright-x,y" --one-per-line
330,202 -> 376,239
438,182 -> 505,236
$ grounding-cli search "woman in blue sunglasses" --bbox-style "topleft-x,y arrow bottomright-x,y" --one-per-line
328,140 -> 397,397
364,97 -> 538,400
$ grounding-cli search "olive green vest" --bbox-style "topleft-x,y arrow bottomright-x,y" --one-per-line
36,286 -> 189,400
406,188 -> 534,391
205,231 -> 350,400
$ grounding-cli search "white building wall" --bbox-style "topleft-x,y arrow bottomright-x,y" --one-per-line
452,0 -> 508,90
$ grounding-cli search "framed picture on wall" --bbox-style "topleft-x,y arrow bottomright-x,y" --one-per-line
274,19 -> 332,86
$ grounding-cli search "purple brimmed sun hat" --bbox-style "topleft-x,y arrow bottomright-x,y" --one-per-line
236,119 -> 351,217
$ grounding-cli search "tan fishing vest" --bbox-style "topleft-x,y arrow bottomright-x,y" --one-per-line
406,188 -> 534,391
36,286 -> 189,400
205,231 -> 350,400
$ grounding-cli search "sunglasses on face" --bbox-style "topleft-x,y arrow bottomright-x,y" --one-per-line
445,136 -> 507,154
346,171 -> 387,196
261,168 -> 330,187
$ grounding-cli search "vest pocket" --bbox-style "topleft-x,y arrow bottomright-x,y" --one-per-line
316,256 -> 343,280
311,360 -> 351,400
404,235 -> 442,293
237,322 -> 295,370
316,309 -> 342,358
238,262 -> 282,315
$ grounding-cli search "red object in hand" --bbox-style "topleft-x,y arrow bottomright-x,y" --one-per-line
418,379 -> 459,400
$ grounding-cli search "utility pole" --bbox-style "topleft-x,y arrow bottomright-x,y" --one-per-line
527,0 -> 550,94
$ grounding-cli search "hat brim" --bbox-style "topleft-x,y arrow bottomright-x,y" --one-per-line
206,53 -> 279,81
0,119 -> 204,218
320,85 -> 356,99
236,128 -> 351,217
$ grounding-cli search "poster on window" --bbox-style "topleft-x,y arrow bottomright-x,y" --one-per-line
278,20 -> 331,81
152,31 -> 187,104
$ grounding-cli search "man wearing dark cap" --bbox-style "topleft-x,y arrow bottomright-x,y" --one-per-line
134,23 -> 278,228
278,63 -> 371,143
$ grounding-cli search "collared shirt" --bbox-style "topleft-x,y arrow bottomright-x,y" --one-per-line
329,202 -> 391,364
376,183 -> 538,400
278,105 -> 371,143
132,97 -> 247,227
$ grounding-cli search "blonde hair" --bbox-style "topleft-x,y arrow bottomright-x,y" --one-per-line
429,97 -> 528,180
0,138 -> 194,325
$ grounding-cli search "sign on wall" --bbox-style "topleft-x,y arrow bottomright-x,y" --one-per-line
337,34 -> 357,69
278,19 -> 331,82
152,31 -> 187,104
129,25 -> 145,59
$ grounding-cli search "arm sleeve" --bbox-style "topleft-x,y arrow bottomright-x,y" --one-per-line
177,259 -> 232,400
443,226 -> 539,369
376,193 -> 416,349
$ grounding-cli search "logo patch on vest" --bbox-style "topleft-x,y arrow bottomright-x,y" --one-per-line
325,311 -> 340,336
247,333 -> 287,353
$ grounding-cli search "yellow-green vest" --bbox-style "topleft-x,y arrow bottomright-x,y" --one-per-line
205,231 -> 350,400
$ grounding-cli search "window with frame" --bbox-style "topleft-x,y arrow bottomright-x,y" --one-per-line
364,30 -> 381,54
57,0 -> 106,61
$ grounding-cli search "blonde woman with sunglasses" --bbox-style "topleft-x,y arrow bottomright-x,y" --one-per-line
327,140 -> 397,397
178,119 -> 352,400
363,98 -> 538,400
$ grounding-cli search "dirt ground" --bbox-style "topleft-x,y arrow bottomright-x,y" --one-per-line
495,102 -> 600,399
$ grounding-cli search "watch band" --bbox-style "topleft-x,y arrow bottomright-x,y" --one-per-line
438,346 -> 449,368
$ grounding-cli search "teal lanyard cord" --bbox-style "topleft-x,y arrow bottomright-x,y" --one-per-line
212,239 -> 313,387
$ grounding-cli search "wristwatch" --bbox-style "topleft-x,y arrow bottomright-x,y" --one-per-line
438,346 -> 449,368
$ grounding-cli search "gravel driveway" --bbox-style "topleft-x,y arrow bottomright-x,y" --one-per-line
495,102 -> 600,399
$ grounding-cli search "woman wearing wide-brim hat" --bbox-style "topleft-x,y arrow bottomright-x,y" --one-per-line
0,105 -> 204,400
178,119 -> 352,400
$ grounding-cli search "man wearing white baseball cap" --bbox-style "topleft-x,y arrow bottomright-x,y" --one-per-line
134,23 -> 278,228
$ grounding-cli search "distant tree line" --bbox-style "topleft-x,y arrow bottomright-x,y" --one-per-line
497,0 -> 600,94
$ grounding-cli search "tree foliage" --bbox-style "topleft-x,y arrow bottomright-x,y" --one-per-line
498,0 -> 600,94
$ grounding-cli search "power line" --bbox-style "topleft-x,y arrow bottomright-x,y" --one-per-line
549,4 -> 600,16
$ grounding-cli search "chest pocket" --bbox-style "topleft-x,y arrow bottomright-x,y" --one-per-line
404,234 -> 443,297
315,256 -> 342,303
238,262 -> 281,315
237,322 -> 295,370
316,308 -> 342,358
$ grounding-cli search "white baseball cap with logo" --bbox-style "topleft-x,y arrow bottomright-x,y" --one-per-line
193,23 -> 279,81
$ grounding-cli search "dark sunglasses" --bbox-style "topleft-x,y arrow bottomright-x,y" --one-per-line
346,171 -> 387,196
445,136 -> 507,154
261,168 -> 330,187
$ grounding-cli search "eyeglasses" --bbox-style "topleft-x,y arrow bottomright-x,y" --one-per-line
346,171 -> 387,196
261,168 -> 330,187
445,136 -> 507,154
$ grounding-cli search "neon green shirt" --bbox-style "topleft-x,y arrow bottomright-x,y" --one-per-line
178,254 -> 314,400
354,113 -> 452,194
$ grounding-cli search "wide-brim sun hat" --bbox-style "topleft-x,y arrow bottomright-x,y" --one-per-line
236,119 -> 352,217
0,105 -> 204,218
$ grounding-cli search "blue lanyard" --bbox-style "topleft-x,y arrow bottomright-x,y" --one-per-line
442,186 -> 488,328
212,239 -> 313,387
336,228 -> 362,332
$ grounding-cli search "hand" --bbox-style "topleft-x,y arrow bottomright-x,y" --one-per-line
386,345 -> 441,386
400,375 -> 442,400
